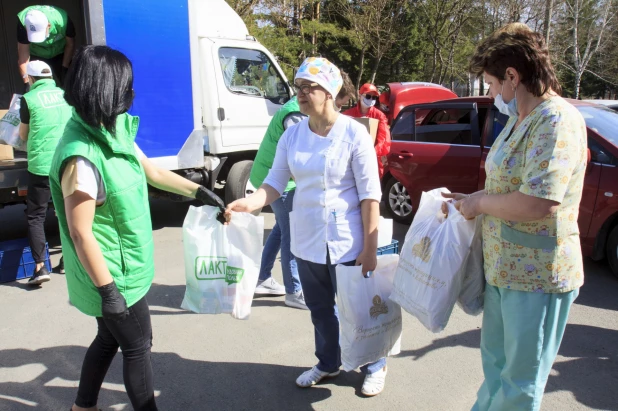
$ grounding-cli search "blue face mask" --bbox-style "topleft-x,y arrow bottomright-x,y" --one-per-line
494,82 -> 518,117
362,96 -> 377,108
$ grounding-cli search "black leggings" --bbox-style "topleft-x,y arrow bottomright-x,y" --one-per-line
26,172 -> 51,264
75,296 -> 158,410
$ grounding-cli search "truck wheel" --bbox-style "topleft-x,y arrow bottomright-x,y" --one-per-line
607,225 -> 618,278
225,160 -> 261,216
384,177 -> 414,224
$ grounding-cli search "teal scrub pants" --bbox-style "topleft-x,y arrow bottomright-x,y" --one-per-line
472,284 -> 579,411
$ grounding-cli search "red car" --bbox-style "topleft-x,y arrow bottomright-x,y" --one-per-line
384,97 -> 618,277
379,82 -> 457,125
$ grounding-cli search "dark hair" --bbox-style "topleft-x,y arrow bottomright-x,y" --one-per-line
64,45 -> 134,135
337,70 -> 356,100
469,24 -> 561,96
31,75 -> 51,82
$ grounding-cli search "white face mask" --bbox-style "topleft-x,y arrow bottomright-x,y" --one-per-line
361,96 -> 377,108
494,82 -> 518,117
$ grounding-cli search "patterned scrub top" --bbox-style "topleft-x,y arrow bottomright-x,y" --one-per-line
483,97 -> 587,293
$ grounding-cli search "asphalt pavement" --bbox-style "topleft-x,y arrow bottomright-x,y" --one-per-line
0,199 -> 617,411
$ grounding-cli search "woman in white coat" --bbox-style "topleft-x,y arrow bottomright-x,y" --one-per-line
226,57 -> 387,396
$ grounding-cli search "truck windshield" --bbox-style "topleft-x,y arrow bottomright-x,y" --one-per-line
577,105 -> 618,147
219,48 -> 289,103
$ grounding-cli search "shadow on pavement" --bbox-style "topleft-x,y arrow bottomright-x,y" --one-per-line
394,321 -> 618,409
147,284 -> 292,314
0,346 -> 336,411
396,329 -> 481,361
574,258 -> 618,311
546,323 -> 618,410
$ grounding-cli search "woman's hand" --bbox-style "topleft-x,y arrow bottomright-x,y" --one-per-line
223,185 -> 279,222
97,281 -> 129,321
226,198 -> 255,214
455,195 -> 484,220
356,248 -> 377,278
441,192 -> 468,201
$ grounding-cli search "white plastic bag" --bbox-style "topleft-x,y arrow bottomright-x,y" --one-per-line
181,206 -> 264,320
378,217 -> 393,248
0,94 -> 25,150
457,216 -> 485,315
336,254 -> 402,371
390,188 -> 476,332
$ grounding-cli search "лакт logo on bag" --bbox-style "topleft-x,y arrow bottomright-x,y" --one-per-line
370,295 -> 389,319
412,236 -> 432,262
195,256 -> 245,285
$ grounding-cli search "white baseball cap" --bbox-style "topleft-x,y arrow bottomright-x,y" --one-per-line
27,61 -> 53,77
25,10 -> 49,43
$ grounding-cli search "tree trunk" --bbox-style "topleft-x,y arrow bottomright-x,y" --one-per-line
466,72 -> 472,97
437,50 -> 445,84
479,74 -> 485,96
370,55 -> 382,84
429,46 -> 437,83
574,70 -> 582,99
543,0 -> 554,46
312,1 -> 320,55
356,48 -> 366,97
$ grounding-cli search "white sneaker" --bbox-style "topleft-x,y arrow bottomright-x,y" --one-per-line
285,291 -> 309,310
296,366 -> 340,388
361,366 -> 387,397
254,277 -> 286,296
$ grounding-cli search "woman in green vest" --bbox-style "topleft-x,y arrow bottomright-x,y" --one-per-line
49,46 -> 225,411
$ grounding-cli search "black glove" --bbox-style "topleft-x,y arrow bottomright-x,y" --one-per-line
97,281 -> 129,321
23,82 -> 30,94
195,186 -> 227,224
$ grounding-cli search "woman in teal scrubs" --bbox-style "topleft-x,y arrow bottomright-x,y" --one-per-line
445,24 -> 587,411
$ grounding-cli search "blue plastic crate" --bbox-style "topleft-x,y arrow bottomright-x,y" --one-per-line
0,238 -> 51,283
377,239 -> 399,256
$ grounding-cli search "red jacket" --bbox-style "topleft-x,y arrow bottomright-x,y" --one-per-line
343,104 -> 391,178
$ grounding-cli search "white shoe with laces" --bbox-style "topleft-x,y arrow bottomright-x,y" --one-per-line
296,366 -> 340,388
285,291 -> 308,310
254,277 -> 286,296
361,366 -> 387,397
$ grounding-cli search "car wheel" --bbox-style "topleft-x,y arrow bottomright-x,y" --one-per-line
225,160 -> 262,216
607,225 -> 618,278
384,177 -> 414,224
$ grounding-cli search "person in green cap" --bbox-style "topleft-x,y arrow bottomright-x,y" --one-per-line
18,60 -> 72,286
50,45 -> 226,411
17,5 -> 76,92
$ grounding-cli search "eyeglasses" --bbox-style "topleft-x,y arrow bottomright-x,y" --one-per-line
293,82 -> 319,95
363,94 -> 379,101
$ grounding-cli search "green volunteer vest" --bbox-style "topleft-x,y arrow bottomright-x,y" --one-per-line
18,5 -> 68,59
49,111 -> 155,317
23,79 -> 71,176
249,97 -> 299,191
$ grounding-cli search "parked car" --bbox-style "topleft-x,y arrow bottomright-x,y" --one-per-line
384,97 -> 618,276
378,82 -> 457,125
584,99 -> 618,112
